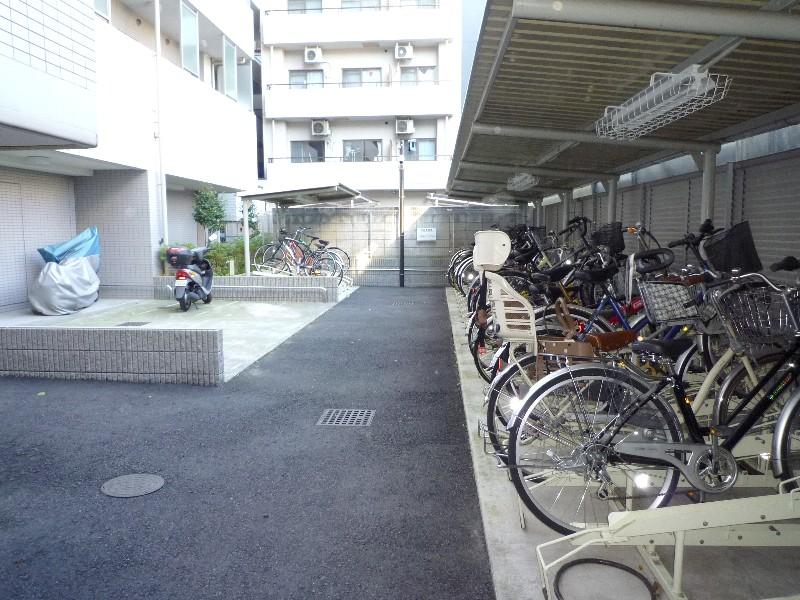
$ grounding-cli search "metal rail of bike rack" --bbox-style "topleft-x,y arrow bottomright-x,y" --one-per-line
535,476 -> 800,600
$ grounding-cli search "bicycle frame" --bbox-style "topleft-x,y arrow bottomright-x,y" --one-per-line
603,339 -> 800,459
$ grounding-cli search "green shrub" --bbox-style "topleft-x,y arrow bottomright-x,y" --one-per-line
203,235 -> 263,275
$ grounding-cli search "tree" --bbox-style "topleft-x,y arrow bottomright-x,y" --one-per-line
193,186 -> 225,243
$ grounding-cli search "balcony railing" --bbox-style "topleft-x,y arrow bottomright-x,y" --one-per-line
267,154 -> 450,164
265,2 -> 440,16
265,79 -> 450,91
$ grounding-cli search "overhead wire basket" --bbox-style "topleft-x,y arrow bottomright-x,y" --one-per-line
595,65 -> 732,140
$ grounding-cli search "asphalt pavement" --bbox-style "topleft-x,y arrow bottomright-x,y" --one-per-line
0,287 -> 494,600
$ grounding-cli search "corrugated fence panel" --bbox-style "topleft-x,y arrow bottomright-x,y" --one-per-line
620,186 -> 644,229
740,153 -> 800,282
648,179 -> 690,262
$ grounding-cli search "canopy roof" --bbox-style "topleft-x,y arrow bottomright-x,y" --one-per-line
449,0 -> 800,199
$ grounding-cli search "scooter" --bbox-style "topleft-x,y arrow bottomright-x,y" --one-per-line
166,246 -> 213,312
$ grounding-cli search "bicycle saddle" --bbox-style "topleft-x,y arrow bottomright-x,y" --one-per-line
634,248 -> 675,274
530,264 -> 572,283
586,330 -> 638,352
631,337 -> 694,361
573,264 -> 618,283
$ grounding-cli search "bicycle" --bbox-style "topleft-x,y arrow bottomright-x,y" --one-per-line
505,266 -> 800,535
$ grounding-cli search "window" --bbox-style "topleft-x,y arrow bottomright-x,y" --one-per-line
342,68 -> 382,88
291,141 -> 325,163
404,139 -> 436,161
289,70 -> 324,89
342,0 -> 380,10
343,140 -> 382,162
180,1 -> 199,76
94,0 -> 109,18
288,0 -> 322,13
223,37 -> 237,99
400,66 -> 437,87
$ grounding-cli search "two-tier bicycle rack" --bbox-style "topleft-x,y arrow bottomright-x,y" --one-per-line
536,476 -> 800,600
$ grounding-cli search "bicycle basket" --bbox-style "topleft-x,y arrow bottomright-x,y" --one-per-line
638,281 -> 699,326
702,221 -> 762,274
591,222 -> 625,255
530,226 -> 553,251
712,285 -> 800,346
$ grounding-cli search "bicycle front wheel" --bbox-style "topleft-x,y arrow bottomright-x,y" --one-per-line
508,364 -> 681,535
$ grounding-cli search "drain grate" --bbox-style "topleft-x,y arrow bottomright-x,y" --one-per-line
117,322 -> 150,327
391,301 -> 425,306
101,474 -> 165,498
317,409 -> 375,427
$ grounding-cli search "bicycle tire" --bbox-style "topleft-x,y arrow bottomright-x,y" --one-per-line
774,389 -> 800,486
508,363 -> 682,535
258,243 -> 289,273
327,246 -> 350,272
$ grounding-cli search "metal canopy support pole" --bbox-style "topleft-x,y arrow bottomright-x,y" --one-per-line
536,201 -> 543,227
242,198 -> 251,276
154,0 -> 168,245
511,0 -> 800,42
560,191 -> 572,231
701,150 -> 717,224
399,156 -> 405,288
606,178 -> 618,223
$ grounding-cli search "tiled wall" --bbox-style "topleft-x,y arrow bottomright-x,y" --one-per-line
0,0 -> 95,88
0,326 -> 224,385
75,169 -> 157,298
0,167 -> 77,309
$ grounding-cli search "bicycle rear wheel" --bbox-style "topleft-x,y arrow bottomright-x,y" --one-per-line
508,364 -> 681,535
326,246 -> 350,272
258,244 -> 289,273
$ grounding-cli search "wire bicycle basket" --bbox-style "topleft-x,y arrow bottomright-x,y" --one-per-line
591,222 -> 625,255
638,281 -> 700,327
701,221 -> 762,274
713,283 -> 800,348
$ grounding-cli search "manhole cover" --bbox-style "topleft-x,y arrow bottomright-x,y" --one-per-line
317,409 -> 375,427
117,322 -> 150,327
101,474 -> 165,498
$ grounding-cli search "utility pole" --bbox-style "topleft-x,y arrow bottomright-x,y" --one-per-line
399,145 -> 405,288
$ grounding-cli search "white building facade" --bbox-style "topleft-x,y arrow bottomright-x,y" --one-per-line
0,0 -> 260,308
259,0 -> 462,205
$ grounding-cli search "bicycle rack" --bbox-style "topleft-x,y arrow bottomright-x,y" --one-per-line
535,476 -> 800,600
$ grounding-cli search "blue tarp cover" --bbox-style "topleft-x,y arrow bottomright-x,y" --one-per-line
38,226 -> 100,264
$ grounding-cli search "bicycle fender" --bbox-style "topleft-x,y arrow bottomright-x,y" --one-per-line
771,387 -> 800,480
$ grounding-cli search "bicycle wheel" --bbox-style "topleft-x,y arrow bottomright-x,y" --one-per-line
774,389 -> 800,486
508,364 -> 681,535
716,353 -> 797,436
311,254 -> 341,281
326,246 -> 350,272
259,244 -> 289,273
316,251 -> 344,284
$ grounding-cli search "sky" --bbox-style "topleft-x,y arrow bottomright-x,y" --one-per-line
461,0 -> 488,106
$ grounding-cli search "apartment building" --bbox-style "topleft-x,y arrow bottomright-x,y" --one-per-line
0,0 -> 260,309
258,0 -> 462,206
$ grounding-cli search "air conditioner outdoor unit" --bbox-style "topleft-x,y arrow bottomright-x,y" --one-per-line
304,46 -> 324,63
311,119 -> 330,136
396,119 -> 415,135
395,43 -> 414,60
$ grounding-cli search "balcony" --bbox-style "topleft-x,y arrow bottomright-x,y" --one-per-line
262,3 -> 447,47
263,81 -> 457,120
263,157 -> 449,193
67,22 -> 255,191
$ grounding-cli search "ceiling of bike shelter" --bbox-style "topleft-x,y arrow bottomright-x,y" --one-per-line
448,0 -> 800,200
241,184 -> 366,207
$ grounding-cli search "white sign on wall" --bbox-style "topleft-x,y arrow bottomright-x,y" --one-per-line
417,227 -> 436,241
